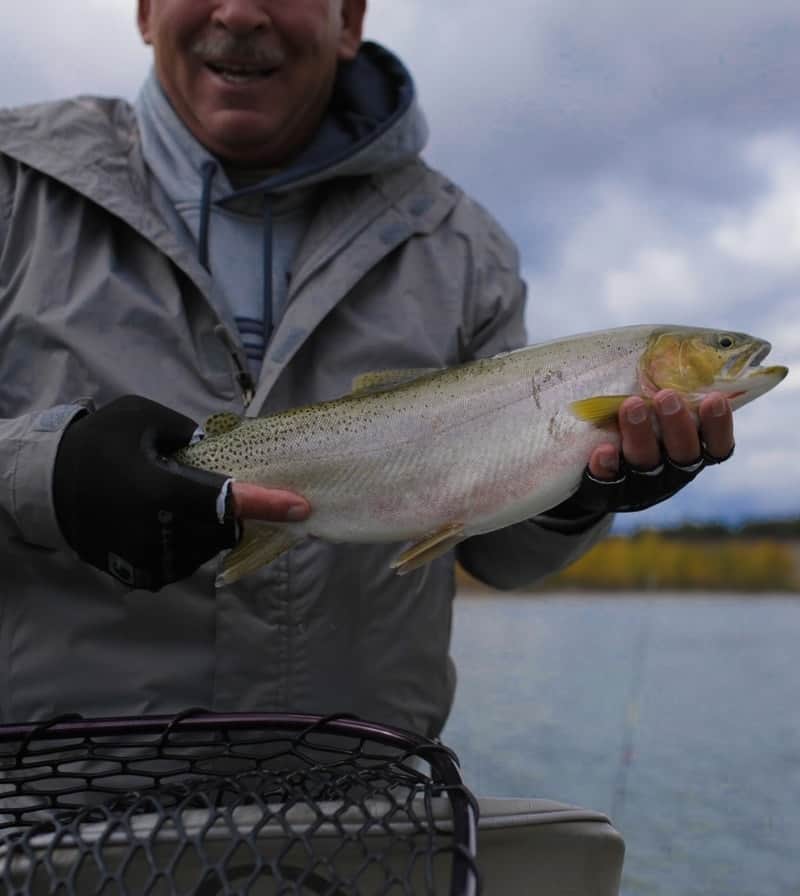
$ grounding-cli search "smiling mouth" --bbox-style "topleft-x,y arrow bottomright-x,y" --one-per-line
205,61 -> 278,83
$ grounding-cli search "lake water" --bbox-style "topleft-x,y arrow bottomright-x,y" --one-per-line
442,592 -> 800,896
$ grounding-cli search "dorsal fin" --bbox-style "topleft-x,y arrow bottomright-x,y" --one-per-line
350,368 -> 440,395
202,412 -> 244,438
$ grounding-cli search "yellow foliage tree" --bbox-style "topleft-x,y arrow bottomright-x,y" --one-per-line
542,534 -> 797,592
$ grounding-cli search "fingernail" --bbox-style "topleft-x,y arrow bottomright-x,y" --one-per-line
599,453 -> 619,474
659,392 -> 681,415
286,505 -> 307,522
711,395 -> 728,417
626,402 -> 648,425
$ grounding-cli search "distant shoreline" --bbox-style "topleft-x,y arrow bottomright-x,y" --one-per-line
457,532 -> 800,594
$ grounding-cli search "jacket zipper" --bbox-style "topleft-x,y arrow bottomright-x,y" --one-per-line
214,324 -> 255,410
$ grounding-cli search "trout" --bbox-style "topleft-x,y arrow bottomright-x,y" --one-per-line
175,324 -> 788,586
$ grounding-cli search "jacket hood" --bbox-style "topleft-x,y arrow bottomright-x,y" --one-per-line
135,40 -> 428,208
270,40 -> 429,188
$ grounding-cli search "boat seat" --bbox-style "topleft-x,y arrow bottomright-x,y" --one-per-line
475,797 -> 625,896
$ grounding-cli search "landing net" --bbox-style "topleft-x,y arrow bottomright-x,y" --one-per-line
0,711 -> 480,895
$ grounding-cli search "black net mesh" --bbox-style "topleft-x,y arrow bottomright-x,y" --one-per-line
0,712 -> 480,895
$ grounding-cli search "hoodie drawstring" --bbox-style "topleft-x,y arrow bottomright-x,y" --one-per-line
198,160 -> 217,270
201,159 -> 259,404
199,162 -> 273,353
261,195 -> 274,338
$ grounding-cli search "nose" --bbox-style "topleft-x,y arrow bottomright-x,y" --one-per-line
211,0 -> 272,34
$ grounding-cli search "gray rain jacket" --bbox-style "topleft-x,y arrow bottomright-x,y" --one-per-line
0,45 -> 610,735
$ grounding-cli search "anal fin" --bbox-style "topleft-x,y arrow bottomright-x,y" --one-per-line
390,522 -> 465,576
216,522 -> 300,588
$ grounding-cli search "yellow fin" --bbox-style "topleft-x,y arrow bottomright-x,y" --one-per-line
569,395 -> 634,427
203,412 -> 244,438
350,368 -> 440,395
216,522 -> 300,588
390,522 -> 465,576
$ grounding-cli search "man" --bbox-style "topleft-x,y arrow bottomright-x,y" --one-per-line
0,0 -> 732,735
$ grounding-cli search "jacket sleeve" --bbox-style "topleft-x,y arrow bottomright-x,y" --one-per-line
0,405 -> 89,549
0,155 -> 89,549
453,195 -> 613,590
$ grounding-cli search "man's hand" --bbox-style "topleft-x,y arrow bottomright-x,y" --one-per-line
542,389 -> 735,522
587,389 -> 734,481
53,396 -> 309,591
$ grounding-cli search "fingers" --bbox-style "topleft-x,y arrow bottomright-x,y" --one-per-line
586,395 -> 666,480
587,443 -> 621,481
698,393 -> 734,460
231,482 -> 310,522
650,391 -> 702,467
620,395 -> 666,469
586,390 -> 734,481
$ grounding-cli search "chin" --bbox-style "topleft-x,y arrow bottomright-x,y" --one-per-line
202,116 -> 286,163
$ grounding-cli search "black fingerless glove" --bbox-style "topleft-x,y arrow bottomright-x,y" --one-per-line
53,395 -> 237,591
541,445 -> 734,526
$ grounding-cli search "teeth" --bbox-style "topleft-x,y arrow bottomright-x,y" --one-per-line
208,62 -> 271,81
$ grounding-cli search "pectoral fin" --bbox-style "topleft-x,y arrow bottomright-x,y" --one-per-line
390,522 -> 465,576
216,522 -> 300,587
569,395 -> 636,427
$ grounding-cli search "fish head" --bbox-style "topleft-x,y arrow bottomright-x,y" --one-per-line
639,326 -> 788,410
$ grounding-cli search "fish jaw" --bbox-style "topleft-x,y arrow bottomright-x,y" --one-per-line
709,364 -> 789,411
698,334 -> 787,409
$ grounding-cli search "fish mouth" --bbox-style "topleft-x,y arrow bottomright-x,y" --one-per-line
747,342 -> 771,368
717,339 -> 788,398
722,339 -> 771,379
740,343 -> 789,381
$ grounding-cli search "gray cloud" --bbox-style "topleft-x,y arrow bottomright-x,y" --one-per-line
367,1 -> 800,246
1,1 -> 148,106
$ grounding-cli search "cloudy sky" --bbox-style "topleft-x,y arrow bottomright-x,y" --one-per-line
3,0 -> 798,527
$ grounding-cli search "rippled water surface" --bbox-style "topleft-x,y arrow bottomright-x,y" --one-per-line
442,592 -> 800,896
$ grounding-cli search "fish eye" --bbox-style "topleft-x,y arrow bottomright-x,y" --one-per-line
718,334 -> 735,349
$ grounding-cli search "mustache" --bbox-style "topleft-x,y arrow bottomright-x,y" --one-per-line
191,32 -> 284,67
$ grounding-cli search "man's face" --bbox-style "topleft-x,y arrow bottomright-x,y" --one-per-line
137,0 -> 366,166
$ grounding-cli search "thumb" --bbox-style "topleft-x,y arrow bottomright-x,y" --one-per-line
231,482 -> 310,522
